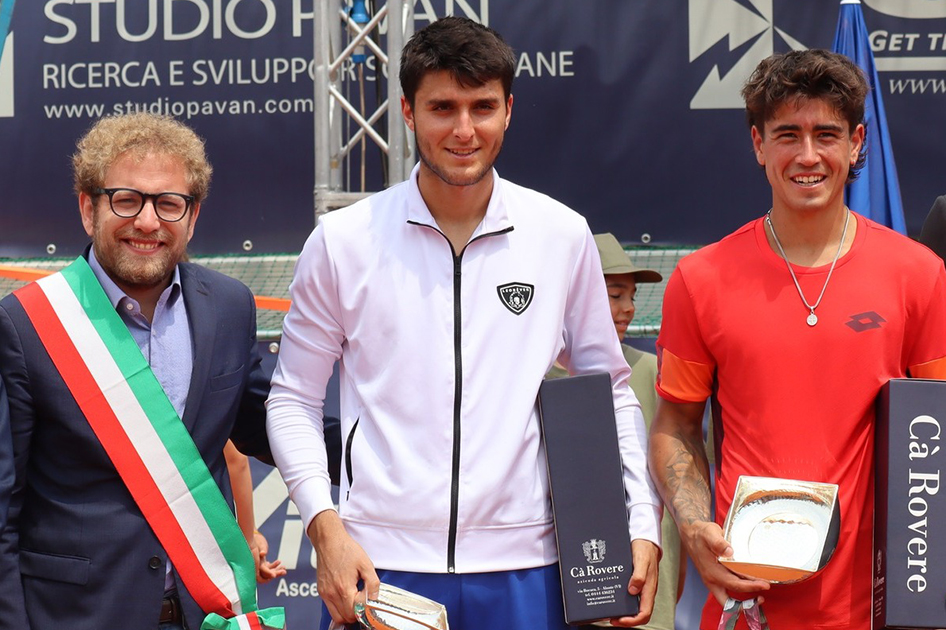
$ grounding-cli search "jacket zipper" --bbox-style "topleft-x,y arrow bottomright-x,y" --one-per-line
344,418 -> 359,501
407,220 -> 513,572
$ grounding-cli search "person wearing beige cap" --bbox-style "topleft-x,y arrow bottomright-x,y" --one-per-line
548,233 -> 681,630
593,232 -> 663,349
549,233 -> 662,414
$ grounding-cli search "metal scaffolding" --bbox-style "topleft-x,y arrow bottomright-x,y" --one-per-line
313,0 -> 415,220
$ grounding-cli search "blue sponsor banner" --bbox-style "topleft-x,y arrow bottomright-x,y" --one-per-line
0,0 -> 322,257
251,345 -> 338,627
1,1 -> 945,257
251,458 -> 325,626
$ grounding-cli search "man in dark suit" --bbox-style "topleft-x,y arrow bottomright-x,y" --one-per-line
0,112 -> 272,630
0,377 -> 11,539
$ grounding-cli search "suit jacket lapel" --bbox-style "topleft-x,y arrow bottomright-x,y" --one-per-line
181,264 -> 214,432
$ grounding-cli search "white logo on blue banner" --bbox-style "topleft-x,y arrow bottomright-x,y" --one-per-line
688,0 -> 946,108
688,0 -> 806,110
862,0 -> 946,19
0,0 -> 14,118
0,32 -> 13,118
250,463 -> 324,625
862,0 -> 946,72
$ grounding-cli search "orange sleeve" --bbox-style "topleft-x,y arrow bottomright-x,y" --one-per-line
655,263 -> 715,404
909,356 -> 946,380
656,347 -> 714,403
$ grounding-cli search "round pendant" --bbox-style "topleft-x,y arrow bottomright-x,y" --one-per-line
807,312 -> 818,327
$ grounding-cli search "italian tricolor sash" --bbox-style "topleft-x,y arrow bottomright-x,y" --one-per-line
14,257 -> 285,630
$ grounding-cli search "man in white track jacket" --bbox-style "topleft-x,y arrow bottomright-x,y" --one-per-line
266,16 -> 661,630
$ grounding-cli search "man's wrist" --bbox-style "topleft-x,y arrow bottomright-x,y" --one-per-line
307,508 -> 341,547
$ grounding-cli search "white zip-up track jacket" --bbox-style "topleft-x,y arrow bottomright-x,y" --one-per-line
266,166 -> 661,574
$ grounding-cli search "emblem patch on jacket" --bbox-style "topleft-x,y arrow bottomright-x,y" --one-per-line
497,282 -> 534,315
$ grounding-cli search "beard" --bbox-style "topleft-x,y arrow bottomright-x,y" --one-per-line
92,213 -> 188,292
414,130 -> 502,187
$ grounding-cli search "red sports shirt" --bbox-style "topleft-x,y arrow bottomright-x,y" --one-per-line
657,213 -> 946,630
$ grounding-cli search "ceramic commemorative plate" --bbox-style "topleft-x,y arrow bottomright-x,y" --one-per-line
719,476 -> 840,584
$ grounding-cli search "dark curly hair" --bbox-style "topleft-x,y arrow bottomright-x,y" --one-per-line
742,49 -> 868,182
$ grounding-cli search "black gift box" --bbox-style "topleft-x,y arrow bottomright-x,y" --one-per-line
538,373 -> 639,625
874,379 -> 946,630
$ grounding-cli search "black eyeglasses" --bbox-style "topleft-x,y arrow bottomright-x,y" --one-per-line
94,187 -> 195,223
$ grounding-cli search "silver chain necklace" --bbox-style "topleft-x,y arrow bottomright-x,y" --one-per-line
765,209 -> 851,327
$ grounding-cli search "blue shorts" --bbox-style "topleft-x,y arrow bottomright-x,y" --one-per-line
318,564 -> 571,630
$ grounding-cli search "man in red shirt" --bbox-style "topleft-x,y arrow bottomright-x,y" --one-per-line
649,49 -> 946,630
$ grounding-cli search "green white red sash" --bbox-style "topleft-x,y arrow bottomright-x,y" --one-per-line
14,257 -> 284,630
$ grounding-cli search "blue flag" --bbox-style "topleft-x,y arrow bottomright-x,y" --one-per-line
832,0 -> 906,234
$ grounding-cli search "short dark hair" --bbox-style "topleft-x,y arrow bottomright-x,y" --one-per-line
742,49 -> 868,181
399,16 -> 516,106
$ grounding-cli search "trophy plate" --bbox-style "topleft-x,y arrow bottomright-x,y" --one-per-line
327,583 -> 449,630
719,476 -> 840,584
357,583 -> 449,630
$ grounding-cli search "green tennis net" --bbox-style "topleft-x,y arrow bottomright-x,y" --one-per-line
0,247 -> 697,340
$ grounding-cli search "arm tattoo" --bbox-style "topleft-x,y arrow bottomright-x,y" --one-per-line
663,428 -> 712,526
